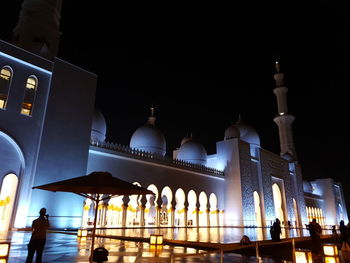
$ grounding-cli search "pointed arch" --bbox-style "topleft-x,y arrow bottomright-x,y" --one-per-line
187,190 -> 197,226
160,186 -> 173,226
81,198 -> 93,228
272,183 -> 284,224
209,193 -> 218,226
21,75 -> 38,116
272,183 -> 286,238
293,198 -> 299,227
175,188 -> 186,226
253,191 -> 262,226
198,191 -> 208,226
0,66 -> 13,109
145,184 -> 158,226
253,191 -> 263,240
126,182 -> 142,226
0,130 -> 26,228
106,195 -> 123,227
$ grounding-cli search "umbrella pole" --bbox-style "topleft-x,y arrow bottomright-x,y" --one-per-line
90,195 -> 100,263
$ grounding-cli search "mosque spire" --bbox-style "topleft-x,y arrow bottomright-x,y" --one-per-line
12,0 -> 63,60
180,132 -> 192,145
272,60 -> 297,162
274,58 -> 285,88
148,106 -> 156,125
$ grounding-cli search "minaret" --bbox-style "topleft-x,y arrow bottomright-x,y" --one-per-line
12,0 -> 63,60
273,60 -> 297,162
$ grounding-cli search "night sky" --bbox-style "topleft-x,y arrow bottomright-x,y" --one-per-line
2,3 -> 350,208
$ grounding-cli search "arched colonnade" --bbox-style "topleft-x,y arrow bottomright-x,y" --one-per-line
82,183 -> 224,228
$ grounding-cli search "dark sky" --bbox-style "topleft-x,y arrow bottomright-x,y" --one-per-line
2,3 -> 349,197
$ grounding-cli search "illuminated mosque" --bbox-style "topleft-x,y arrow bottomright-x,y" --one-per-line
0,0 -> 348,233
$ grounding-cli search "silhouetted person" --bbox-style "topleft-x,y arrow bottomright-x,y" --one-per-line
26,208 -> 50,263
339,220 -> 350,250
93,246 -> 109,262
307,218 -> 322,255
271,218 -> 282,241
240,235 -> 251,245
331,225 -> 339,246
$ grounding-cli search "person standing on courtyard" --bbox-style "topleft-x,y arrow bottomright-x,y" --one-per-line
307,218 -> 322,255
26,208 -> 50,263
271,218 -> 282,242
339,220 -> 350,250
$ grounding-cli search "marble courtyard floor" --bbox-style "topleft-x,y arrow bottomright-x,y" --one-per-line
1,227 -> 348,262
2,230 -> 283,263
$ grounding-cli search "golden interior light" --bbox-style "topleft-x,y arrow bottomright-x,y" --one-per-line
0,243 -> 10,258
77,229 -> 88,238
150,234 -> 163,245
0,68 -> 11,80
81,229 -> 87,237
294,249 -> 313,263
324,256 -> 339,263
150,235 -> 157,245
21,108 -> 31,115
156,235 -> 163,245
150,244 -> 156,251
26,77 -> 36,89
323,244 -> 338,256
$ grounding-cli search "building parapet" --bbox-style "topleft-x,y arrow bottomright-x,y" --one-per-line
90,139 -> 224,177
304,192 -> 322,200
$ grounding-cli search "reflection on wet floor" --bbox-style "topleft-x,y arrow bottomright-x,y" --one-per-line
3,231 -> 290,263
2,227 -> 336,263
96,226 -> 326,243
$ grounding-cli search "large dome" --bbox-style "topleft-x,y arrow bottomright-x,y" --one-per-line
177,140 -> 207,166
234,121 -> 260,146
130,124 -> 166,155
130,110 -> 166,156
224,124 -> 240,140
91,108 -> 107,142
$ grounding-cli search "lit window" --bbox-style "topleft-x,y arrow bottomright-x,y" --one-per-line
21,76 -> 37,116
0,66 -> 13,109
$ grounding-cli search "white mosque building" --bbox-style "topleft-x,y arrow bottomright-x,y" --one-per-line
0,0 -> 348,233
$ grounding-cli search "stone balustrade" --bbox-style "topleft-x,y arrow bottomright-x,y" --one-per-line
90,139 -> 224,177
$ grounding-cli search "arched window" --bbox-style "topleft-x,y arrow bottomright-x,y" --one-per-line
0,173 -> 18,231
0,66 -> 13,109
21,75 -> 37,116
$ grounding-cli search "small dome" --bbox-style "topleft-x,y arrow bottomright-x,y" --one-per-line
234,120 -> 260,146
130,125 -> 166,156
177,140 -> 207,166
224,124 -> 240,140
91,108 -> 107,142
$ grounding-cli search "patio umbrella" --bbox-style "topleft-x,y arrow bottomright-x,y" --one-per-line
32,171 -> 154,262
